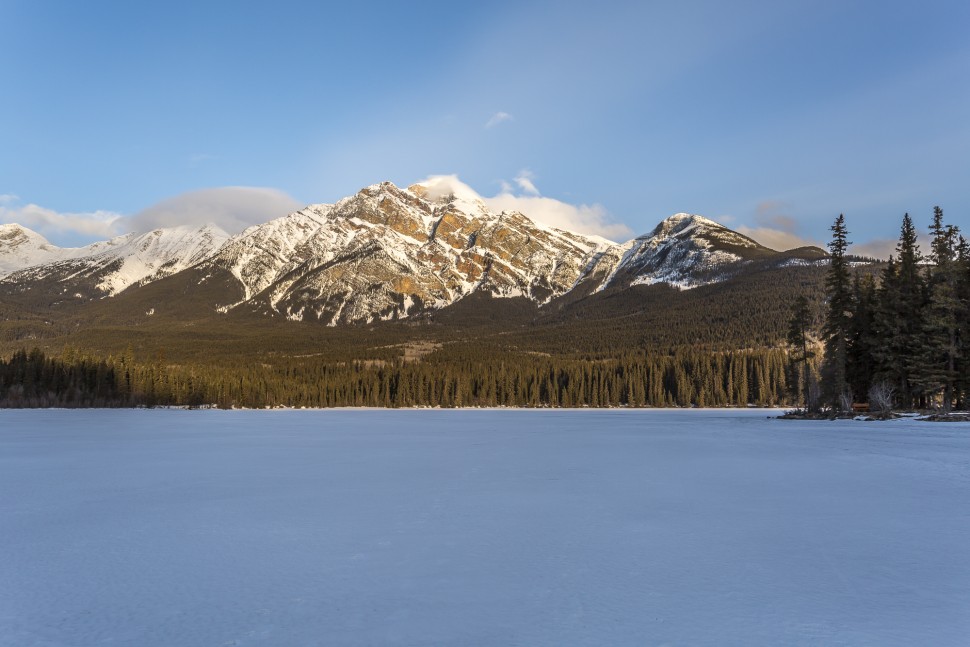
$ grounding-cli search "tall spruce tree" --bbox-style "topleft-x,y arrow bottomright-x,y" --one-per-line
871,257 -> 899,398
877,213 -> 925,407
919,207 -> 961,410
822,214 -> 853,410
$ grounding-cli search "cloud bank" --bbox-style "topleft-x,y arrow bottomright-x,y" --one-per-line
0,198 -> 123,242
0,187 -> 304,246
417,173 -> 632,241
128,187 -> 303,234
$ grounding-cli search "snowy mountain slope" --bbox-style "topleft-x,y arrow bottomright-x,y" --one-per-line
0,182 -> 826,323
206,182 -> 616,323
590,213 -> 778,290
0,224 -> 229,296
0,224 -> 67,275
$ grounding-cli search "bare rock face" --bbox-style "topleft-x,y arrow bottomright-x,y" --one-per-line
0,182 -> 825,324
208,182 -> 612,323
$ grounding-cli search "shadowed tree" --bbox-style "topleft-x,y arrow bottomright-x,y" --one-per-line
787,295 -> 818,411
918,207 -> 961,410
873,214 -> 925,408
821,214 -> 852,411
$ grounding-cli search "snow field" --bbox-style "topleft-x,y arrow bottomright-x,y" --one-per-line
1,409 -> 968,646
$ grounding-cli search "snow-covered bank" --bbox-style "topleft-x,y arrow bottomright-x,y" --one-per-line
1,409 -> 968,646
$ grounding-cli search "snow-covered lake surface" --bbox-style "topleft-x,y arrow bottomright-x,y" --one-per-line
1,409 -> 968,646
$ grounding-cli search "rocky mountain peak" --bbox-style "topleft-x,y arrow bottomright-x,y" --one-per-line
0,224 -> 63,275
0,222 -> 48,246
0,182 -> 827,325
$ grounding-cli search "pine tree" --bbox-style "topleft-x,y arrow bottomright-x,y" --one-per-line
890,213 -> 926,408
918,207 -> 961,410
871,257 -> 900,397
821,214 -> 853,411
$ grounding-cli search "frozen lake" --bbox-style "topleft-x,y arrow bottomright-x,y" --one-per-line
1,409 -> 968,646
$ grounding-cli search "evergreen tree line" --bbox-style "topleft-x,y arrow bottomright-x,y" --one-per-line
794,207 -> 970,413
0,346 -> 793,409
0,348 -> 127,407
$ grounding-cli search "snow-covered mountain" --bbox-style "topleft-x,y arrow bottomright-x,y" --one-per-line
0,182 -> 824,322
205,182 -> 613,323
0,223 -> 229,296
591,213 -> 780,290
0,223 -> 67,275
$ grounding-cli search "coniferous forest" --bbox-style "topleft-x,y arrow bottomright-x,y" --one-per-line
0,207 -> 966,411
806,207 -> 970,415
0,345 -> 790,409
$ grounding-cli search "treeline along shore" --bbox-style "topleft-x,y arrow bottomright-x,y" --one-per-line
0,346 -> 789,409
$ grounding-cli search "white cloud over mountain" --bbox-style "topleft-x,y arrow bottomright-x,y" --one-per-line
128,187 -> 302,234
0,188 -> 303,246
417,174 -> 632,241
0,198 -> 123,242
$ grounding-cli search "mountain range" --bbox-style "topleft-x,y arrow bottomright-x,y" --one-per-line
0,181 -> 826,326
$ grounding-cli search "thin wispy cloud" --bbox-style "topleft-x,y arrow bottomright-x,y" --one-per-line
851,238 -> 898,260
727,201 -> 927,259
485,111 -> 513,128
736,225 -> 820,252
188,153 -> 218,168
514,170 -> 540,196
753,201 -> 800,232
850,228 -> 934,261
735,200 -> 821,251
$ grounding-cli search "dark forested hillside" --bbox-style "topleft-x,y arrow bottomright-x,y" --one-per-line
0,262 -> 829,408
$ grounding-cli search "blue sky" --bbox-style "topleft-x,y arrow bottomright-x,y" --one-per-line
1,0 -> 967,255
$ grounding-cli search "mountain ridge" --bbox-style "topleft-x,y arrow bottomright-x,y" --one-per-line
0,182 -> 827,324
